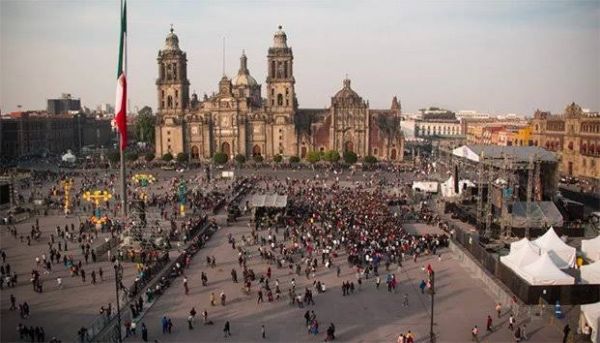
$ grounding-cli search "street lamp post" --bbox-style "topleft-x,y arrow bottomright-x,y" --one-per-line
430,270 -> 435,343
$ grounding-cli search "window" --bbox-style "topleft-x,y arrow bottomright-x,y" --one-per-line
271,88 -> 274,96
373,148 -> 378,155
271,61 -> 275,77
284,61 -> 288,78
277,94 -> 283,106
175,90 -> 178,97
167,130 -> 171,135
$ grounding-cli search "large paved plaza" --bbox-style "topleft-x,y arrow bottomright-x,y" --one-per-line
1,167 -> 565,342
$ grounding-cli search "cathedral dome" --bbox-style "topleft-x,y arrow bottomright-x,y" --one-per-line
232,51 -> 258,87
164,26 -> 180,51
233,73 -> 258,87
273,25 -> 288,48
334,78 -> 360,99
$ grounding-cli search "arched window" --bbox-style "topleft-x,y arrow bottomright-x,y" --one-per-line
191,146 -> 199,159
284,61 -> 288,78
589,144 -> 595,155
373,148 -> 378,156
390,149 -> 397,160
221,142 -> 231,157
301,146 -> 307,158
277,94 -> 283,106
271,61 -> 276,78
167,95 -> 173,108
581,143 -> 587,154
568,142 -> 573,150
344,141 -> 354,153
252,145 -> 261,156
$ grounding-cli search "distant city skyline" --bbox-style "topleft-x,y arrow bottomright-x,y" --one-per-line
1,1 -> 598,115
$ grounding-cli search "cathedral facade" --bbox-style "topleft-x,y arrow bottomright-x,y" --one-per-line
155,26 -> 404,162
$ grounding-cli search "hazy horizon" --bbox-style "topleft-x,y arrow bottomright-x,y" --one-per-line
1,0 -> 599,115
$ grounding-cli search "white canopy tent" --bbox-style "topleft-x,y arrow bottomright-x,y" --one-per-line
580,302 -> 600,343
412,181 -> 438,193
250,194 -> 288,208
500,244 -> 540,278
509,238 -> 541,254
582,235 -> 600,262
532,227 -> 576,269
582,261 -> 600,285
440,176 -> 476,198
61,150 -> 76,163
520,252 -> 575,285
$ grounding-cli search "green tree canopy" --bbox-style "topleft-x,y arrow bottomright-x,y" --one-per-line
135,106 -> 155,144
106,150 -> 120,164
234,154 -> 246,164
125,151 -> 139,162
144,152 -> 155,162
253,154 -> 264,163
306,151 -> 321,164
273,154 -> 283,163
213,152 -> 228,165
323,150 -> 340,163
343,151 -> 358,164
176,152 -> 188,163
289,156 -> 300,163
162,152 -> 173,162
364,155 -> 378,164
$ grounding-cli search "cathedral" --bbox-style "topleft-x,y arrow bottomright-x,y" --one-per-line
155,26 -> 404,162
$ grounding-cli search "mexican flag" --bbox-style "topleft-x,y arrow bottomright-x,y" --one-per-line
114,0 -> 127,151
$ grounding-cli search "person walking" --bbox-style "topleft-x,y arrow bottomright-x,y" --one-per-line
562,324 -> 570,343
486,315 -> 493,332
261,324 -> 266,339
224,321 -> 231,337
508,314 -> 515,331
183,276 -> 189,295
403,293 -> 409,307
141,322 -> 148,342
471,325 -> 479,342
161,316 -> 168,334
495,303 -> 502,318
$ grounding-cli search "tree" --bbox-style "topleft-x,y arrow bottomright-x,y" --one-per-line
125,151 -> 139,162
253,154 -> 264,163
364,155 -> 378,164
176,152 -> 188,163
135,106 -> 155,144
306,151 -> 321,164
323,150 -> 340,163
273,154 -> 283,163
234,154 -> 246,164
106,150 -> 120,164
213,152 -> 228,165
162,152 -> 173,162
144,152 -> 155,162
343,151 -> 358,164
289,156 -> 300,163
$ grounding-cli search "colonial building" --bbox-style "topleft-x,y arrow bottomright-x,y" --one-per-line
155,26 -> 404,162
531,102 -> 600,179
413,107 -> 463,139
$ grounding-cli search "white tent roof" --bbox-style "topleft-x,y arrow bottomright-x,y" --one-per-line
582,261 -> 600,285
581,302 -> 600,343
500,243 -> 540,275
250,194 -> 288,208
520,252 -> 575,285
583,235 -> 600,262
532,227 -> 576,269
440,176 -> 476,198
61,151 -> 76,163
510,238 -> 541,254
412,181 -> 438,193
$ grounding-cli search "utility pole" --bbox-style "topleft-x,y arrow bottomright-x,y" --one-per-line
476,152 -> 485,230
430,270 -> 436,343
114,262 -> 123,343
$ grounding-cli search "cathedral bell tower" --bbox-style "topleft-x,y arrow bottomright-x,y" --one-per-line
155,26 -> 190,159
266,25 -> 296,115
156,26 -> 190,115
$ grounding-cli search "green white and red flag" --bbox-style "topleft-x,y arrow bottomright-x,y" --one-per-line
114,0 -> 127,151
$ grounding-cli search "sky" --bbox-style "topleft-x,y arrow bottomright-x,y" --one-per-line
1,0 -> 599,116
